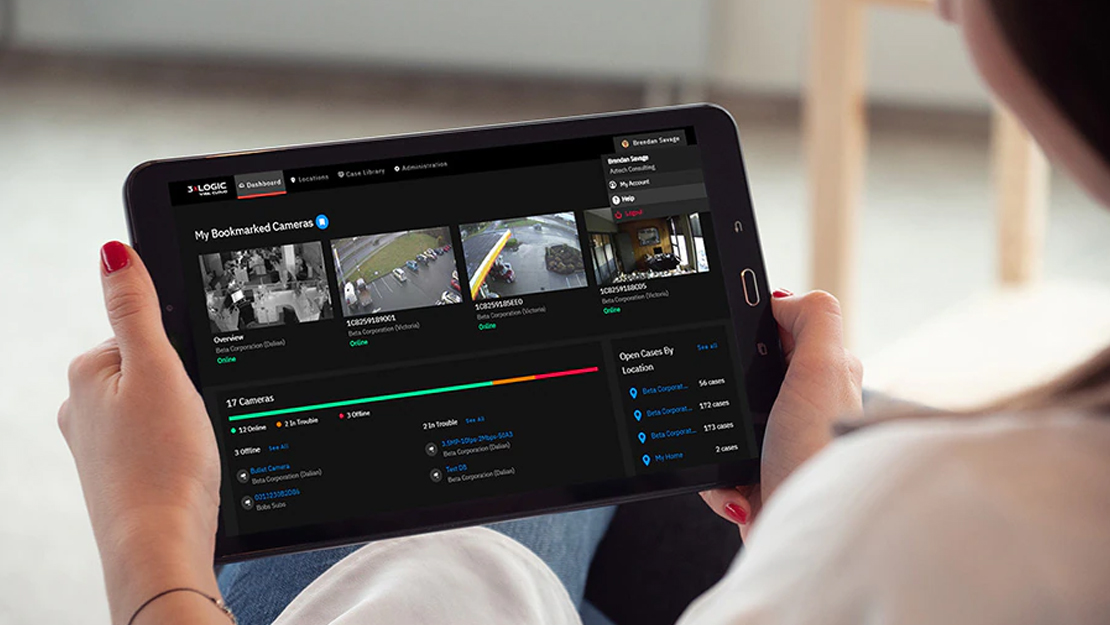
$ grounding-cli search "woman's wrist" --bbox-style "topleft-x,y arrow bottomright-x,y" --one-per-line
97,509 -> 220,624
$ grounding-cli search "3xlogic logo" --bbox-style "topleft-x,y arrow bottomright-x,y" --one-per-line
187,181 -> 230,198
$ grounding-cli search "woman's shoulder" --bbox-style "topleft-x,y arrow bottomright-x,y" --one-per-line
682,413 -> 1110,625
767,411 -> 1110,549
823,409 -> 1110,483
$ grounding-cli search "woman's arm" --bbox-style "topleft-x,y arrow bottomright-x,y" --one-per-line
59,242 -> 228,624
97,517 -> 225,625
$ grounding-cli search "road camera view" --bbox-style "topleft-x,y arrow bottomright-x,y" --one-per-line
331,227 -> 461,315
583,209 -> 710,286
199,242 -> 333,333
460,212 -> 588,300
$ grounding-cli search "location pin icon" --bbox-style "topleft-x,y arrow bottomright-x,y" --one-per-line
629,387 -> 638,399
638,432 -> 646,444
642,454 -> 651,466
634,410 -> 642,421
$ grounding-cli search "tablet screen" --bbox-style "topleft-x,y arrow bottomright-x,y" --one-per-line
164,124 -> 768,554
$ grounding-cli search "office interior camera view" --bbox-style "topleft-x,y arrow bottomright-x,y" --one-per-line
200,243 -> 333,333
584,209 -> 710,286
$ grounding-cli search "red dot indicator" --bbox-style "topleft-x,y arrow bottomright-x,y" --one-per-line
339,413 -> 345,419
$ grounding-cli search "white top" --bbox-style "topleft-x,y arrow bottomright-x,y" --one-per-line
273,414 -> 1110,625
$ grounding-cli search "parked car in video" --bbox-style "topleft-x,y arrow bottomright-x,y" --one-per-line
392,268 -> 408,283
426,248 -> 439,259
352,279 -> 373,308
490,260 -> 515,283
416,254 -> 430,266
438,290 -> 463,305
406,260 -> 419,272
442,245 -> 452,253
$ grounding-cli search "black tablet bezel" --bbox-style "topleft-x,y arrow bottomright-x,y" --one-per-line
124,104 -> 785,563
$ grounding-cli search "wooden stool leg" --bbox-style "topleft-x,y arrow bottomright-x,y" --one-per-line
805,0 -> 867,342
993,104 -> 1049,285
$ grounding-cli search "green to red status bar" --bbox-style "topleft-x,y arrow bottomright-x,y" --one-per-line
227,366 -> 600,422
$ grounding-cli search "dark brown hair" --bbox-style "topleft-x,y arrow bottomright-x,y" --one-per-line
986,0 -> 1110,166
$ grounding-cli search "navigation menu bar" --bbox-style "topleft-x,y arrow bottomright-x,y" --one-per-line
170,128 -> 697,206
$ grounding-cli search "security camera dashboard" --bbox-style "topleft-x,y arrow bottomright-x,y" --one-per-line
125,106 -> 785,562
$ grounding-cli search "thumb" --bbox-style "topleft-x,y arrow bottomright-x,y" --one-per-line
770,290 -> 847,363
100,241 -> 174,364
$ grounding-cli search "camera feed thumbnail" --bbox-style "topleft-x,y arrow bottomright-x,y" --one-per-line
460,213 -> 587,300
583,209 -> 710,286
200,243 -> 333,333
331,226 -> 461,316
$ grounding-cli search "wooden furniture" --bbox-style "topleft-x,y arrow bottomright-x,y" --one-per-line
805,0 -> 1050,341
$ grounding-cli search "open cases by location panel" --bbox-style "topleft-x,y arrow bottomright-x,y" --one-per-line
124,104 -> 786,562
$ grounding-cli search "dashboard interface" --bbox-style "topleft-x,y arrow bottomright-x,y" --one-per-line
161,123 -> 775,557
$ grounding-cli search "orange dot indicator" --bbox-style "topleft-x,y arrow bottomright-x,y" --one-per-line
276,421 -> 282,427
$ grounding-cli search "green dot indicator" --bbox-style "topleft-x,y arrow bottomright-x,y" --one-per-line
230,427 -> 237,434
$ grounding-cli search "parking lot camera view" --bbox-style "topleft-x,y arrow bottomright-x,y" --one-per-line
583,209 -> 710,286
331,227 -> 461,316
460,212 -> 588,299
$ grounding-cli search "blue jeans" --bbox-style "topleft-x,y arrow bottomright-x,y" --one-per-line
218,507 -> 616,625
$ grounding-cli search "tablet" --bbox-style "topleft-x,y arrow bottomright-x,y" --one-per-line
125,104 -> 785,562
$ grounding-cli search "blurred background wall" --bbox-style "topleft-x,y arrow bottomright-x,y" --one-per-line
2,2 -> 1110,624
14,0 -> 989,106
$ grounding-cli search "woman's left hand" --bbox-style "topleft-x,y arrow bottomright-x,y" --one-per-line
59,241 -> 222,624
700,290 -> 864,541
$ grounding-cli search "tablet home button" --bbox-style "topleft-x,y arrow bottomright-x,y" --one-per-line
741,268 -> 759,307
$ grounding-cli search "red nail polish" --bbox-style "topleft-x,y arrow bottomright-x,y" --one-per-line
772,289 -> 793,298
724,502 -> 748,525
101,241 -> 130,274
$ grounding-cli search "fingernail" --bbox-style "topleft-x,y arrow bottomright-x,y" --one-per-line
724,502 -> 748,525
772,289 -> 793,298
101,241 -> 130,274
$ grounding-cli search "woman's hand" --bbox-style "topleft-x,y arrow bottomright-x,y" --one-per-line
700,290 -> 863,540
59,242 -> 223,624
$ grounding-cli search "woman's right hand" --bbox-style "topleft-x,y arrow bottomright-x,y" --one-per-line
59,242 -> 224,624
700,290 -> 863,540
